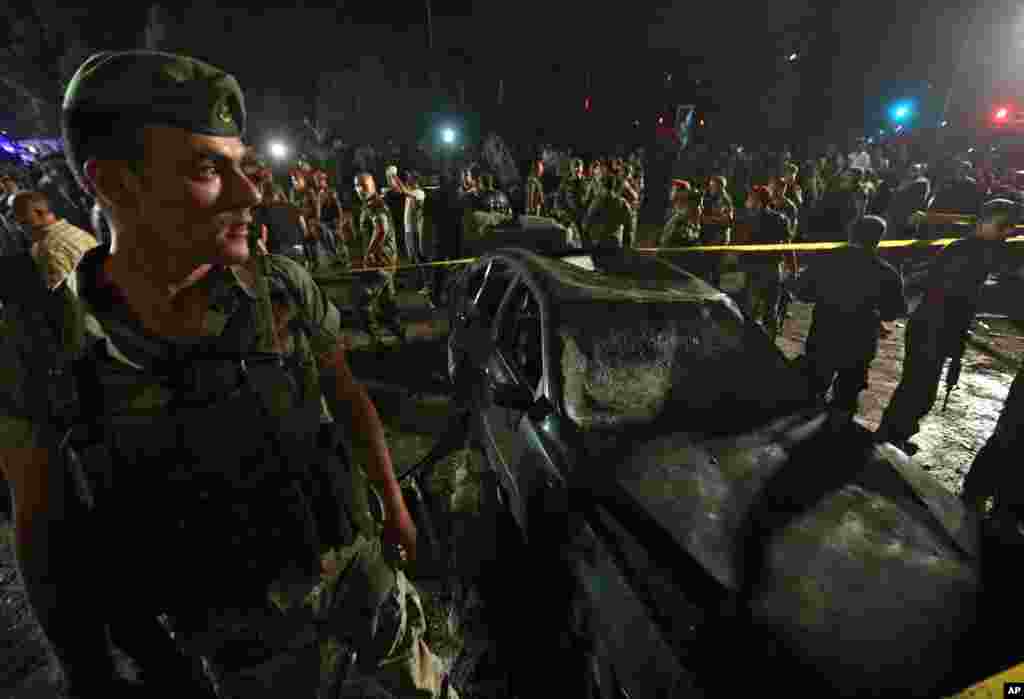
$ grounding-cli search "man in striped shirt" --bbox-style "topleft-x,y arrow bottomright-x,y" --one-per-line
11,191 -> 98,292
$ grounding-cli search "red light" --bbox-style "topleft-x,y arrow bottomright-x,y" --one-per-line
584,97 -> 591,111
658,117 -> 664,125
995,107 -> 1009,121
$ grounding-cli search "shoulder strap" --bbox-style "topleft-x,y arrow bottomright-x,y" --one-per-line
258,254 -> 319,342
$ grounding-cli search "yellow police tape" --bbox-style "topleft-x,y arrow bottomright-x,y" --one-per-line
946,659 -> 1024,698
637,235 -> 1024,254
318,212 -> 1024,276
321,235 -> 1024,277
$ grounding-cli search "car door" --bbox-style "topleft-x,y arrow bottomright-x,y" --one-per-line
448,257 -> 517,381
480,279 -> 562,533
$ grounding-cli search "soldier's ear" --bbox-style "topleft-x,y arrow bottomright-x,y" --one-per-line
86,159 -> 142,211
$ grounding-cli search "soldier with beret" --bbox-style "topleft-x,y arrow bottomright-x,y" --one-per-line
875,199 -> 1022,456
0,50 -> 454,698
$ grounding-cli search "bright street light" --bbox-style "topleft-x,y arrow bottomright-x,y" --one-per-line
441,127 -> 456,145
788,52 -> 798,62
268,141 -> 288,160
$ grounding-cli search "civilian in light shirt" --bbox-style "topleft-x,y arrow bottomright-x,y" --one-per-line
389,169 -> 430,295
848,138 -> 872,172
12,190 -> 97,292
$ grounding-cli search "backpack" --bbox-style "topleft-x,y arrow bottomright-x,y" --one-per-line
2,248 -> 358,615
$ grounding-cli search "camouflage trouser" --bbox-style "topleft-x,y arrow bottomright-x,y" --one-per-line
622,209 -> 638,249
355,272 -> 403,339
177,467 -> 455,699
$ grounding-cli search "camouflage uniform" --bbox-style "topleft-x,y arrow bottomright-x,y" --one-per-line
4,49 -> 452,698
525,174 -> 544,216
619,166 -> 640,248
660,207 -> 701,248
740,208 -> 792,340
554,173 -> 590,244
356,195 -> 404,343
0,242 -> 452,697
586,171 -> 605,209
583,181 -> 631,247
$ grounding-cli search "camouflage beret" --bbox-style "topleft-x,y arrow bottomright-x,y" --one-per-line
62,50 -> 245,137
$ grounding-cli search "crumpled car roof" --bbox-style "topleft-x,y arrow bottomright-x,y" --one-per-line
516,249 -> 727,305
482,250 -> 801,434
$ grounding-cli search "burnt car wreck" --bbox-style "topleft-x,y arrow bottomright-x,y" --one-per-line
403,247 -> 1012,698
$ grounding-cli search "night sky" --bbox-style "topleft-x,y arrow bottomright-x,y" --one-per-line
5,0 -> 1023,147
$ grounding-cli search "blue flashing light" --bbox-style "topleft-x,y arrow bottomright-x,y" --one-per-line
889,101 -> 915,124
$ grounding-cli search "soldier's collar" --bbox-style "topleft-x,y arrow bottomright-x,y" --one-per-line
220,263 -> 258,300
77,246 -> 257,314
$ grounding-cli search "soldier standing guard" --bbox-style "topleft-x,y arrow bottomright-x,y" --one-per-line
660,182 -> 701,249
698,175 -> 734,287
355,172 -> 406,349
874,199 -> 1022,456
555,158 -> 590,245
0,49 -> 455,698
583,174 -> 632,248
525,159 -> 545,216
791,216 -> 906,417
739,185 -> 792,340
619,163 -> 641,248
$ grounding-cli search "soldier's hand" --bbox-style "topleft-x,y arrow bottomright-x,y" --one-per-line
382,500 -> 418,564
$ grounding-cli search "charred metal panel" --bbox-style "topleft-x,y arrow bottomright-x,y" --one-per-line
611,424 -> 980,697
557,299 -> 808,434
462,216 -> 575,257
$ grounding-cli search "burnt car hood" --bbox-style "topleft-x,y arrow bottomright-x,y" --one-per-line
555,297 -> 810,436
593,416 -> 981,696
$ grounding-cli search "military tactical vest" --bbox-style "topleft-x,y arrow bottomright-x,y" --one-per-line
2,250 -> 357,617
